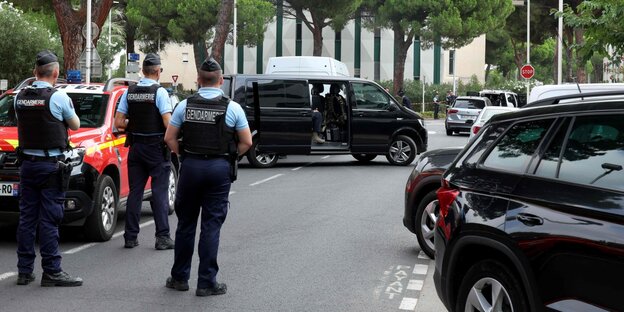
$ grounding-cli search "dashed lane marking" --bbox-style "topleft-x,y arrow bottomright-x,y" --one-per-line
407,279 -> 424,291
399,297 -> 418,311
427,131 -> 437,135
0,272 -> 17,281
412,264 -> 428,275
249,174 -> 283,186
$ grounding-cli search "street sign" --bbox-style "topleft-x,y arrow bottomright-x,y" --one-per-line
521,64 -> 535,79
172,75 -> 178,83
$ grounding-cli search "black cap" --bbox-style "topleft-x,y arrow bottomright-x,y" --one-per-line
143,53 -> 161,66
35,50 -> 58,66
200,57 -> 222,72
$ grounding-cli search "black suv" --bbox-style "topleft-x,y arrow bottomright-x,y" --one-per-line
434,100 -> 624,311
221,75 -> 428,167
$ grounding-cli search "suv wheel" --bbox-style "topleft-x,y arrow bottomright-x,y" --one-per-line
247,143 -> 278,168
167,165 -> 177,215
84,175 -> 118,242
446,127 -> 453,136
352,154 -> 377,162
456,260 -> 528,312
386,135 -> 417,166
415,190 -> 438,259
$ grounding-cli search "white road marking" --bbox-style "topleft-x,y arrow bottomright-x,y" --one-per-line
229,191 -> 236,195
417,251 -> 430,260
292,166 -> 303,171
399,298 -> 418,310
250,174 -> 283,186
407,279 -> 424,291
412,264 -> 428,275
63,243 -> 98,255
321,156 -> 330,159
0,272 -> 17,281
427,131 -> 437,135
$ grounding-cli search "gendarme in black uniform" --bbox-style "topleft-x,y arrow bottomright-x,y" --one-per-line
14,50 -> 83,287
117,53 -> 174,250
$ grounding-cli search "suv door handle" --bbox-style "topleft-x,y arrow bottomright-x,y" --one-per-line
516,213 -> 543,226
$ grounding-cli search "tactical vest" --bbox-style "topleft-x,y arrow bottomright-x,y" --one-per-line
15,87 -> 69,150
181,94 -> 235,156
126,84 -> 165,134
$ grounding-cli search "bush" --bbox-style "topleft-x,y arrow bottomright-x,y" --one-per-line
0,2 -> 62,87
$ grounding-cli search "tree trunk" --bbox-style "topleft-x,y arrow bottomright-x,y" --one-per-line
120,0 -> 135,53
312,28 -> 323,56
193,40 -> 209,72
52,0 -> 113,72
298,9 -> 325,56
509,38 -> 524,80
564,29 -> 574,82
574,28 -> 586,83
211,0 -> 233,65
392,28 -> 413,96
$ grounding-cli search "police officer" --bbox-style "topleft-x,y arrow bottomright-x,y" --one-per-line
398,89 -> 412,110
14,50 -> 83,287
163,58 -> 252,296
114,53 -> 174,250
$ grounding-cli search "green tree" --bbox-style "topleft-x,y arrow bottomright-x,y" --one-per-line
363,0 -> 512,94
211,0 -> 274,64
127,0 -> 273,71
51,0 -> 114,72
283,0 -> 362,56
0,2 -> 62,86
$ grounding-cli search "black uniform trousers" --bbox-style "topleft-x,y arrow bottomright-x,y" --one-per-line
170,156 -> 230,289
124,140 -> 171,241
16,159 -> 64,274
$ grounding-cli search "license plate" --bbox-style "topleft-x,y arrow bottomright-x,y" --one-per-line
0,182 -> 19,197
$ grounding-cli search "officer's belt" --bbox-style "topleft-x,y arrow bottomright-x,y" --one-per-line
131,135 -> 164,144
184,153 -> 228,160
22,154 -> 66,162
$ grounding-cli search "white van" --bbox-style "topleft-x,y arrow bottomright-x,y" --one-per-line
479,90 -> 518,107
265,56 -> 351,77
528,83 -> 624,103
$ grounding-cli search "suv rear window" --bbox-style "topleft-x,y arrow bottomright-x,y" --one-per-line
483,119 -> 554,173
537,114 -> 624,191
454,99 -> 485,109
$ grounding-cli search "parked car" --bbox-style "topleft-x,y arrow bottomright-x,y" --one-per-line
0,78 -> 178,241
445,96 -> 491,136
434,98 -> 624,311
404,147 -> 462,259
221,74 -> 428,167
469,106 -> 518,139
479,89 -> 518,107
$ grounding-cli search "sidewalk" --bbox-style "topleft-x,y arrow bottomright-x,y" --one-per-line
416,260 -> 447,311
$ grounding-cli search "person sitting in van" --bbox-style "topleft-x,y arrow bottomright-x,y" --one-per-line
311,84 -> 325,144
324,83 -> 347,128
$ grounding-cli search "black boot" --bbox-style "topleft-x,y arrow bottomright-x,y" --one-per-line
41,271 -> 83,287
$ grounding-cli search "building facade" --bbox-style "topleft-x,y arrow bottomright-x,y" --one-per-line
155,7 -> 486,91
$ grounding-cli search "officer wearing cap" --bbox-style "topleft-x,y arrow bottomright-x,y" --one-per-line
114,53 -> 174,250
14,50 -> 83,287
163,57 -> 251,296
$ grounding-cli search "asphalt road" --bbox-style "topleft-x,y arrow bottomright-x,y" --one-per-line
0,119 -> 469,312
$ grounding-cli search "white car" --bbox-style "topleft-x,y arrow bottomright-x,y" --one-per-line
470,106 -> 518,138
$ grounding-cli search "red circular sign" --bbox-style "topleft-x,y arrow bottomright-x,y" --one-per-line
521,64 -> 535,79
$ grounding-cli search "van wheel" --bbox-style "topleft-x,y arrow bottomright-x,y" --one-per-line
167,165 -> 177,215
352,154 -> 377,162
247,143 -> 278,168
386,135 -> 417,166
456,260 -> 528,312
84,175 -> 118,242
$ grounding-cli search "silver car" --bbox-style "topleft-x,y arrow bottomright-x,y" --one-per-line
445,96 -> 491,136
